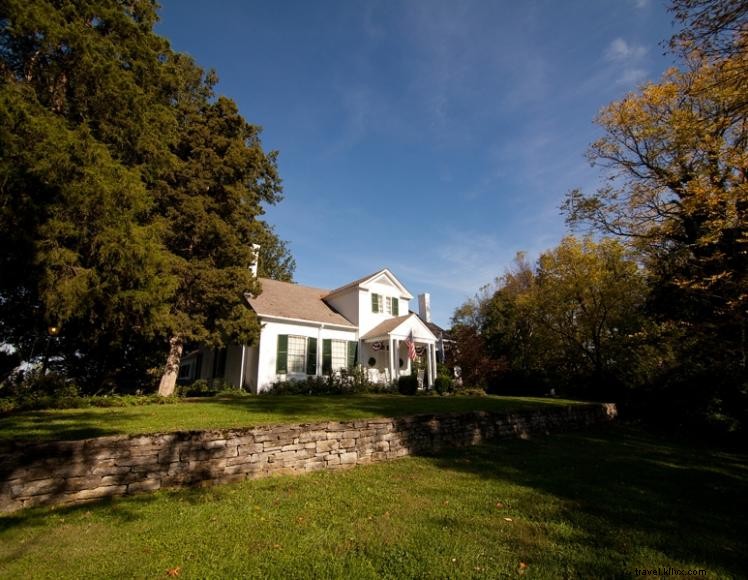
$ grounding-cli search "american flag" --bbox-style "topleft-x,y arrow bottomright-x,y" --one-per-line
405,331 -> 417,361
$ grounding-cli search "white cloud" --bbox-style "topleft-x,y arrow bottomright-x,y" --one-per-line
602,38 -> 651,88
393,231 -> 508,296
618,67 -> 648,85
633,0 -> 650,8
606,38 -> 647,62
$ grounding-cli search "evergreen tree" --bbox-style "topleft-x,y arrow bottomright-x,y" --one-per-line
0,1 -> 294,393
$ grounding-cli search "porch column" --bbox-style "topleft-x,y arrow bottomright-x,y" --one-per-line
393,339 -> 400,379
432,343 -> 438,384
431,343 -> 436,384
424,343 -> 434,388
425,343 -> 431,388
429,343 -> 436,387
388,336 -> 394,383
239,344 -> 246,390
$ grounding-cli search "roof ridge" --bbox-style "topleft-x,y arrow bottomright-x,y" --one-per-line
257,277 -> 331,293
324,268 -> 391,297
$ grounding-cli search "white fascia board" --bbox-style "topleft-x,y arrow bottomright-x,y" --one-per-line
366,315 -> 437,343
360,269 -> 414,300
362,334 -> 389,343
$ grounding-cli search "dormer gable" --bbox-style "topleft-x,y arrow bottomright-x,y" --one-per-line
321,268 -> 413,333
358,269 -> 413,300
325,268 -> 413,300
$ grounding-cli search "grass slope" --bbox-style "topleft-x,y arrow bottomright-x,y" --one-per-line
0,394 -> 578,442
1,424 -> 745,578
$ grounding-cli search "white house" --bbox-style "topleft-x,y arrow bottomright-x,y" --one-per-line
179,269 -> 439,393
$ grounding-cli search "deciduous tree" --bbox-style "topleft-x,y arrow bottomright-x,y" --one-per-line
529,237 -> 647,394
451,238 -> 646,397
564,0 -> 747,430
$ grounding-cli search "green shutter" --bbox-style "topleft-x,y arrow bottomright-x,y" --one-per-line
371,293 -> 379,313
392,298 -> 399,316
306,337 -> 317,375
322,339 -> 332,374
276,335 -> 288,373
195,353 -> 203,379
347,341 -> 358,368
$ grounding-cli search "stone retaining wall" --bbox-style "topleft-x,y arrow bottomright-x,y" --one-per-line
0,403 -> 617,513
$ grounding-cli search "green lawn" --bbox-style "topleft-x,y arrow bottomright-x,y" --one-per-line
0,394 -> 580,442
0,423 -> 745,578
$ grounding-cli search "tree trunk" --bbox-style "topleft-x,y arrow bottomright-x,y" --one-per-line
158,336 -> 183,396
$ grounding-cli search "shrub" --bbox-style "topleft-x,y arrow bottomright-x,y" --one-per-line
266,376 -> 330,395
177,379 -> 219,397
0,398 -> 16,414
264,366 -> 396,396
266,374 -> 357,395
397,374 -> 418,396
434,375 -> 452,395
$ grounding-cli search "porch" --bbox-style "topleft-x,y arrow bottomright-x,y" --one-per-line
359,314 -> 438,388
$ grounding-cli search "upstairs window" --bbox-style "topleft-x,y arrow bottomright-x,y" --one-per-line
373,293 -> 399,315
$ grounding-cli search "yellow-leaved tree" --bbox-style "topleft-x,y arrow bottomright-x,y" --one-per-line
564,0 -> 747,431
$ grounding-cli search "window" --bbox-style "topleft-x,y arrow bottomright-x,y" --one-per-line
287,336 -> 306,374
212,348 -> 227,379
177,353 -> 202,383
277,335 -> 316,375
331,340 -> 347,371
373,293 -> 399,315
323,339 -> 358,373
178,360 -> 194,380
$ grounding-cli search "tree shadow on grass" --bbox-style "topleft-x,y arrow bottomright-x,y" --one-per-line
419,424 -> 748,577
206,393 -> 574,425
0,492 -> 165,569
0,408 -> 147,442
0,395 -> 578,445
0,492 -> 158,532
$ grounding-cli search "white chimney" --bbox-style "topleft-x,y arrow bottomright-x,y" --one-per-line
418,293 -> 431,323
250,244 -> 260,277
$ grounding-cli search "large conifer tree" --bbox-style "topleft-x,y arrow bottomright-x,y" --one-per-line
0,0 -> 293,392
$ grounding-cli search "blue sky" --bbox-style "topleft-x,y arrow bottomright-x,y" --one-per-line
156,0 -> 676,327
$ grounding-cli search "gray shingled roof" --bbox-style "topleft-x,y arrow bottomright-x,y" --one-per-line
324,268 -> 386,298
359,315 -> 412,340
246,278 -> 356,328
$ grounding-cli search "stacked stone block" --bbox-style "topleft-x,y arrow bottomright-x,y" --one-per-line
0,403 -> 617,513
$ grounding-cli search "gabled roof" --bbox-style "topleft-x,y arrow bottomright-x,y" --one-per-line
325,270 -> 382,297
325,268 -> 413,300
360,313 -> 437,342
246,278 -> 356,328
359,315 -> 411,340
411,312 -> 450,338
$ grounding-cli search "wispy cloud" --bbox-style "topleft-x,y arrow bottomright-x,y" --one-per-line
604,37 -> 650,85
393,231 -> 511,296
606,38 -> 647,62
325,84 -> 378,155
391,222 -> 567,324
396,1 -> 550,145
